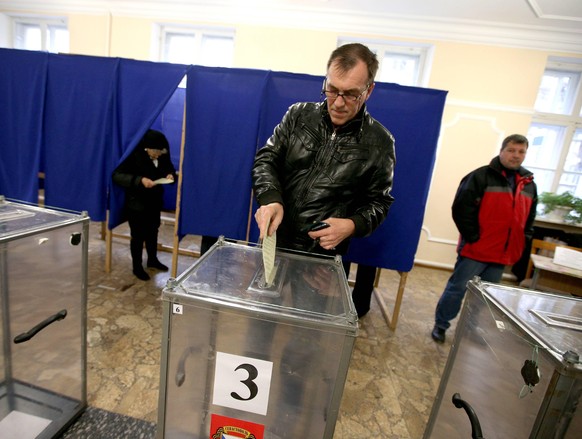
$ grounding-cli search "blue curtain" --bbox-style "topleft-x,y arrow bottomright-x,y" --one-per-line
39,54 -> 188,223
0,49 -> 48,203
107,59 -> 189,226
43,54 -> 118,218
0,48 -> 446,272
257,71 -> 324,147
176,68 -> 446,271
346,83 -> 447,271
177,66 -> 269,240
151,87 -> 186,211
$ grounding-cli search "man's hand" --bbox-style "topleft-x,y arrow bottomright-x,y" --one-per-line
255,203 -> 284,240
141,177 -> 155,188
308,217 -> 355,250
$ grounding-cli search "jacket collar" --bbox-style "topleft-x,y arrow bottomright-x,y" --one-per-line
320,101 -> 368,138
489,155 -> 533,179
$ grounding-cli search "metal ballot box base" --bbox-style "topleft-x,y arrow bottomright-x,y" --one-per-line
156,239 -> 358,439
0,197 -> 89,438
424,278 -> 582,439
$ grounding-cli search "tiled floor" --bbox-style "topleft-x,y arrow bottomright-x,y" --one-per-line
86,221 -> 458,438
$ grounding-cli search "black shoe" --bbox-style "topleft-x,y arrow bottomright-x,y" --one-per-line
431,326 -> 446,343
133,267 -> 150,281
147,260 -> 168,271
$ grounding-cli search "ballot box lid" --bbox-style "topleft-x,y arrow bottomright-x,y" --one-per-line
0,196 -> 87,241
467,280 -> 582,371
163,239 -> 358,331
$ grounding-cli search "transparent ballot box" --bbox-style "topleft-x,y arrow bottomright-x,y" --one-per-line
156,239 -> 358,439
424,279 -> 582,439
0,197 -> 89,438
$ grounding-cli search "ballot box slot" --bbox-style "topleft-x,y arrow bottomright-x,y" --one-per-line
530,309 -> 582,332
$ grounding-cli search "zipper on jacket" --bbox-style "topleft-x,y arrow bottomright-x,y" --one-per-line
504,177 -> 525,254
292,130 -> 337,221
503,174 -> 519,253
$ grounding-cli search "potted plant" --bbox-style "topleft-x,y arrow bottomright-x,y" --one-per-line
538,191 -> 582,224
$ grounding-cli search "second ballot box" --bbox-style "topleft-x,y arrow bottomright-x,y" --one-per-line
156,238 -> 358,439
424,279 -> 582,439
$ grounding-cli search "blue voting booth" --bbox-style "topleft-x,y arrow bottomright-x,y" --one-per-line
0,48 -> 447,329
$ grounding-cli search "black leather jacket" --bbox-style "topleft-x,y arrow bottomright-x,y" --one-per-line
252,101 -> 395,253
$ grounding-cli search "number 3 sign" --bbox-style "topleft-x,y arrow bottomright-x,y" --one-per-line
212,352 -> 273,416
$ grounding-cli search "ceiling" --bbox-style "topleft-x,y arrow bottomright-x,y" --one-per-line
2,0 -> 582,53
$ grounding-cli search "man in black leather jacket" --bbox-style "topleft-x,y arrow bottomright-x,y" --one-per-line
252,44 -> 396,315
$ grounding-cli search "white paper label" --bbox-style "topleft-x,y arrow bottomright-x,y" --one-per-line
212,352 -> 273,416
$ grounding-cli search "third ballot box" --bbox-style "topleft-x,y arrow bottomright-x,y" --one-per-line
156,238 -> 358,439
424,279 -> 582,439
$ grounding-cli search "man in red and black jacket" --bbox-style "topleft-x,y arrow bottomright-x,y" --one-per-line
431,134 -> 537,343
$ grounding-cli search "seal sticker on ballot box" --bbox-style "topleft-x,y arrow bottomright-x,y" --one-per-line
210,414 -> 265,439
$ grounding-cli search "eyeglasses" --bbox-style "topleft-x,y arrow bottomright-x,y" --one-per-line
323,83 -> 370,103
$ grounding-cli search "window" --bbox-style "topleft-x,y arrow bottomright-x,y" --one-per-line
533,69 -> 580,116
154,25 -> 234,88
13,16 -> 69,53
338,38 -> 433,87
524,57 -> 582,198
156,25 -> 234,67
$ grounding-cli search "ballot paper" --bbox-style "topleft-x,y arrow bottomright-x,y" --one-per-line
262,223 -> 277,286
553,246 -> 582,271
153,177 -> 173,185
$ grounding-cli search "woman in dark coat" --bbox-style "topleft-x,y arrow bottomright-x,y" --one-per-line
112,129 -> 176,280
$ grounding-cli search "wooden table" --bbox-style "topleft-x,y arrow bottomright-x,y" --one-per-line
534,217 -> 582,235
530,254 -> 582,296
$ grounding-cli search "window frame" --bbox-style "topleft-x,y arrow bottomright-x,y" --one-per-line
337,37 -> 434,87
526,57 -> 582,197
12,15 -> 68,53
153,23 -> 235,67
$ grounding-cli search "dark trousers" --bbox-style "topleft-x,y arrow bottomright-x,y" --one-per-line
200,235 -> 219,256
343,262 -> 377,317
128,209 -> 161,269
435,255 -> 504,330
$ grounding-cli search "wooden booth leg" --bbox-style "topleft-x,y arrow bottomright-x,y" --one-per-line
374,270 -> 408,331
104,212 -> 112,274
105,227 -> 112,273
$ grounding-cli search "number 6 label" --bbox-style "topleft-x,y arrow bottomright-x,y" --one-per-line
212,352 -> 273,416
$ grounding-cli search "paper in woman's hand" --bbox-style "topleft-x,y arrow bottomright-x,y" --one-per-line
153,178 -> 173,185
